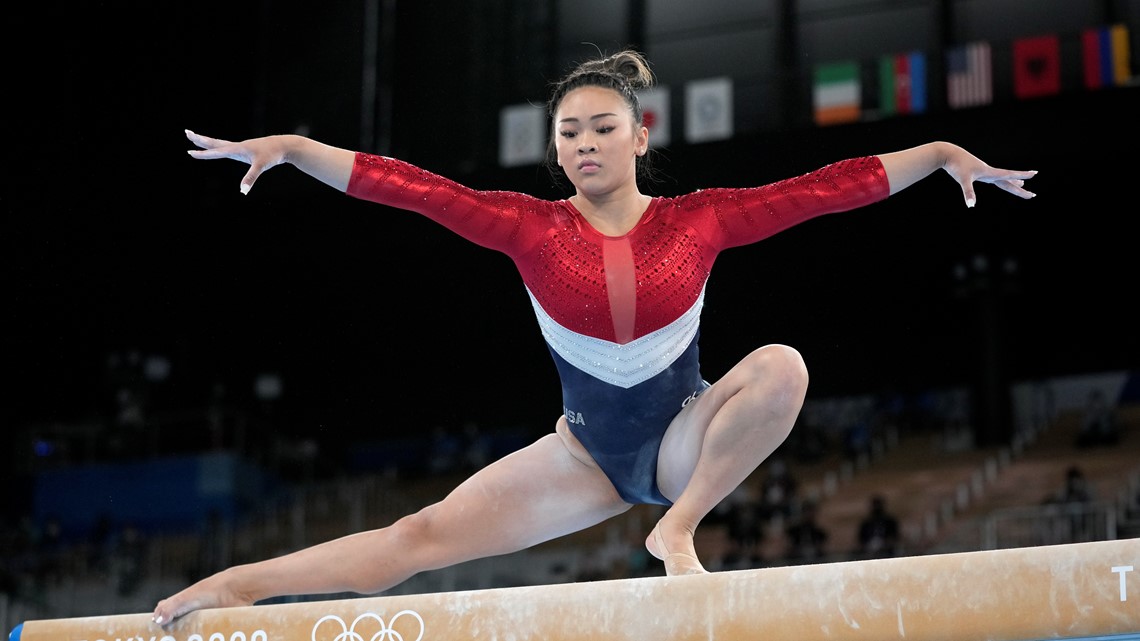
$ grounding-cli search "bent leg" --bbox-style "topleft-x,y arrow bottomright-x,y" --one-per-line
648,344 -> 808,572
154,432 -> 630,624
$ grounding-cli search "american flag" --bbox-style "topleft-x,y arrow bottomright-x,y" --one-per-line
946,42 -> 992,108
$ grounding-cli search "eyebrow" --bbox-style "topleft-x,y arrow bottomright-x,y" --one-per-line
558,112 -> 619,124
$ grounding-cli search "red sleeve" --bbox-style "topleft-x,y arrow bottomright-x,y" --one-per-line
672,156 -> 890,250
345,152 -> 557,255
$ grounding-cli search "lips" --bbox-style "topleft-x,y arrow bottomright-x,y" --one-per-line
578,160 -> 600,171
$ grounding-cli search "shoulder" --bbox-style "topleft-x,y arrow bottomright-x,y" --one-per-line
652,188 -> 746,212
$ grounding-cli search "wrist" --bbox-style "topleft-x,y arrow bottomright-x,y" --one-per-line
278,134 -> 307,164
219,564 -> 267,604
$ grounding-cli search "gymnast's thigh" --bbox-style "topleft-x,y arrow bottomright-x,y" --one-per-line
431,432 -> 632,553
654,377 -> 731,502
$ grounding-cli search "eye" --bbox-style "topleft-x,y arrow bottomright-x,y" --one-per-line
559,130 -> 577,139
596,126 -> 615,134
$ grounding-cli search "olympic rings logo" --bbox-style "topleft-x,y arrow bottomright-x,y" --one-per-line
312,612 -> 425,641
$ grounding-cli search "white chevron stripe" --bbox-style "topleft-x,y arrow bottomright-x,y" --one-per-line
526,285 -> 705,389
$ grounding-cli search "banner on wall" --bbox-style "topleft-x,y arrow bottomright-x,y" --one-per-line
499,102 -> 546,168
684,77 -> 733,143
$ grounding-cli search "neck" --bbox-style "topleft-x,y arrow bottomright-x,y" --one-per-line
570,186 -> 650,236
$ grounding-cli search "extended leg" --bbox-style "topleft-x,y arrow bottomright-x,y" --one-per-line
154,432 -> 631,624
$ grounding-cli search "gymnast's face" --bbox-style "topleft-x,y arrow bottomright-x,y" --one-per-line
553,86 -> 648,197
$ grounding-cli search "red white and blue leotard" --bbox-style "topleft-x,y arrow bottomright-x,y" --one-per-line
348,153 -> 890,505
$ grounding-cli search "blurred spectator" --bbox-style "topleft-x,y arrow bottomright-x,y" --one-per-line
723,495 -> 765,569
857,495 -> 900,558
758,458 -> 797,524
842,418 -> 873,461
111,522 -> 146,596
790,416 -> 827,464
784,500 -> 829,563
1057,465 -> 1094,504
1076,389 -> 1119,448
1040,465 -> 1097,544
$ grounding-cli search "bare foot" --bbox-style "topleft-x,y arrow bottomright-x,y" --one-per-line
645,519 -> 708,576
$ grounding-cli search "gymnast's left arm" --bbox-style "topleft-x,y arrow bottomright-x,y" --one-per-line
876,141 -> 1037,208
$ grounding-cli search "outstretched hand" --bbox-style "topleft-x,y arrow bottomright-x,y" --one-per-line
185,129 -> 289,195
941,145 -> 1037,208
878,142 -> 1038,208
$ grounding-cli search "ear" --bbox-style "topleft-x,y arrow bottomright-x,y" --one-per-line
636,125 -> 649,156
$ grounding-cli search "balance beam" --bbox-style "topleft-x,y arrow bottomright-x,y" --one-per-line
12,539 -> 1138,641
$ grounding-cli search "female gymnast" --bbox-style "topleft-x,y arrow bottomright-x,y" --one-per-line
153,49 -> 1035,625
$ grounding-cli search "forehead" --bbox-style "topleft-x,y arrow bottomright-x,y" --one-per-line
555,85 -> 630,118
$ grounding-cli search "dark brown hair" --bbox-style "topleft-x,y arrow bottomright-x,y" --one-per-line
543,49 -> 658,184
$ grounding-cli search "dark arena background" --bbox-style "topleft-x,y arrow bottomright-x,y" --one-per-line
5,1 -> 1139,636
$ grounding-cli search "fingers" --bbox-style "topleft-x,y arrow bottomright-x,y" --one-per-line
152,599 -> 178,626
153,593 -> 203,627
240,166 -> 259,194
986,169 -> 1037,200
185,129 -> 247,162
964,168 -> 1038,207
185,129 -> 234,150
184,128 -> 262,193
996,179 -> 1037,199
1002,169 -> 1039,181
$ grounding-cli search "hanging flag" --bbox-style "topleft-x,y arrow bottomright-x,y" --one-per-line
1082,24 -> 1132,89
946,42 -> 992,109
638,86 -> 671,148
684,77 -> 733,143
498,102 -> 546,168
813,60 -> 861,126
1013,34 -> 1061,99
878,51 -> 927,116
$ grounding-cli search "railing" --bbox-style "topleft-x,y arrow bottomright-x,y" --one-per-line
980,501 -> 1118,550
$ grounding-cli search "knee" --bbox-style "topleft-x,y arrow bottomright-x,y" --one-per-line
747,344 -> 809,401
391,506 -> 440,549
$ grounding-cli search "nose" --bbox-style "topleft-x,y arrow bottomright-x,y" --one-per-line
577,138 -> 596,154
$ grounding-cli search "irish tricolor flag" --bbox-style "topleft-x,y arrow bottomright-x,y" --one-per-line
813,61 -> 861,126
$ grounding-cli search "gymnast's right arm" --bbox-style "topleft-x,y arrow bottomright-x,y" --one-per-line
185,130 -> 355,194
185,128 -> 547,255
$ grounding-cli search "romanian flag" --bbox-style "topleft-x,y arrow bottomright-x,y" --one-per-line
946,42 -> 992,109
813,61 -> 861,126
878,51 -> 927,116
1013,34 -> 1061,99
1082,24 -> 1132,89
